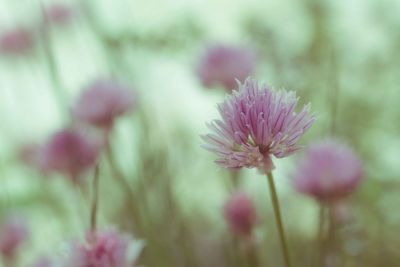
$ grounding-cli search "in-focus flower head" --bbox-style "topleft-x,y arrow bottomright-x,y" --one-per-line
64,229 -> 143,267
223,192 -> 257,237
293,139 -> 363,203
72,79 -> 136,130
196,44 -> 256,90
41,128 -> 100,182
202,79 -> 315,173
0,27 -> 34,56
0,215 -> 29,261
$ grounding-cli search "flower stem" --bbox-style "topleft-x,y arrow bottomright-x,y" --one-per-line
266,172 -> 291,267
316,205 -> 326,267
39,1 -> 67,116
90,164 -> 100,232
105,142 -> 142,234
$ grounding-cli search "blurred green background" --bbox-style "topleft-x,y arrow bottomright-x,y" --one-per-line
1,0 -> 400,266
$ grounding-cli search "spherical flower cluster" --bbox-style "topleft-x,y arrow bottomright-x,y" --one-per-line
72,79 -> 136,130
64,229 -> 142,267
196,44 -> 256,90
202,79 -> 315,173
0,27 -> 34,55
223,192 -> 258,236
293,139 -> 363,203
0,215 -> 28,261
40,128 -> 100,182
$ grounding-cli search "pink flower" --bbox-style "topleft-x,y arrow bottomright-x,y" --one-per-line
64,229 -> 142,267
0,27 -> 34,55
44,3 -> 74,25
72,79 -> 136,130
202,79 -> 315,173
0,215 -> 28,261
224,192 -> 257,237
30,257 -> 53,267
41,128 -> 100,182
293,139 -> 363,203
196,44 -> 256,90
18,143 -> 45,170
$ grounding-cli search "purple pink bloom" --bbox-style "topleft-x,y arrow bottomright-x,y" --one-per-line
202,79 -> 315,173
40,128 -> 100,182
293,139 -> 363,203
0,215 -> 28,262
72,79 -> 136,130
196,44 -> 256,90
223,192 -> 258,237
30,257 -> 53,267
18,143 -> 46,171
0,27 -> 34,55
44,3 -> 74,25
64,229 -> 142,267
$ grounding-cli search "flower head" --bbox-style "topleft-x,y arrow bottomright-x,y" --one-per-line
18,143 -> 45,170
0,215 -> 28,261
72,79 -> 136,130
64,229 -> 142,267
202,79 -> 315,173
196,44 -> 256,90
0,27 -> 34,55
30,257 -> 53,267
44,3 -> 74,25
293,139 -> 363,203
41,128 -> 100,182
223,192 -> 257,236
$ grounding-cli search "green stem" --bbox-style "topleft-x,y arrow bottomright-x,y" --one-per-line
39,1 -> 67,116
90,164 -> 100,232
105,142 -> 142,234
266,172 -> 291,267
316,205 -> 326,267
244,238 -> 259,267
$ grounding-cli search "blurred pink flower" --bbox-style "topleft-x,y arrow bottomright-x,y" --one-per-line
44,3 -> 74,25
293,139 -> 363,203
0,27 -> 34,55
202,79 -> 315,173
41,128 -> 100,182
18,143 -> 45,170
224,192 -> 257,236
72,79 -> 136,130
0,215 -> 28,261
30,257 -> 53,267
196,44 -> 256,90
64,229 -> 142,267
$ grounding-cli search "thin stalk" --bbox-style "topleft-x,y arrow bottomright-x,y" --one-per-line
244,238 -> 259,267
326,205 -> 340,266
329,47 -> 340,135
266,172 -> 291,267
90,164 -> 100,232
39,1 -> 67,116
316,205 -> 326,267
105,142 -> 142,234
229,170 -> 241,190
